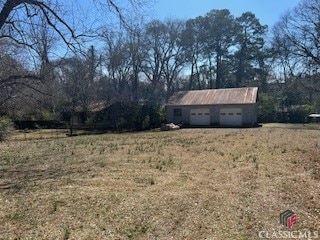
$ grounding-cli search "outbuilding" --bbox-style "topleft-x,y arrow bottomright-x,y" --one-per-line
308,113 -> 320,123
166,87 -> 258,127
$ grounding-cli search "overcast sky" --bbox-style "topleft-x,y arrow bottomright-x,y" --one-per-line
152,0 -> 301,28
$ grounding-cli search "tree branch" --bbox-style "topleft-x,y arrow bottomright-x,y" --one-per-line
0,74 -> 42,88
0,0 -> 24,30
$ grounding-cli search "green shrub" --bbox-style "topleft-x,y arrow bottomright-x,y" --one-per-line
257,93 -> 277,123
142,115 -> 150,130
90,101 -> 165,131
287,104 -> 316,123
0,117 -> 14,141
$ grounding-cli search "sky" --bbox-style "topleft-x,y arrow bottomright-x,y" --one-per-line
152,0 -> 302,29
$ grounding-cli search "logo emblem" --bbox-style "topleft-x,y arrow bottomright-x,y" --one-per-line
280,210 -> 297,228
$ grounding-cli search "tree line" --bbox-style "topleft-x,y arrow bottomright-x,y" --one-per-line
0,0 -> 319,130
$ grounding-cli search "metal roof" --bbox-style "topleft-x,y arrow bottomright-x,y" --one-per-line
167,87 -> 258,106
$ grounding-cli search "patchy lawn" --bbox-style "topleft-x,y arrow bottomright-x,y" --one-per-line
0,125 -> 319,239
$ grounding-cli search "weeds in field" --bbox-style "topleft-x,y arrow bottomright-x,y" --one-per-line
1,126 -> 319,239
107,143 -> 118,153
63,226 -> 71,240
217,150 -> 225,156
134,176 -> 155,185
6,212 -> 25,222
135,143 -> 144,152
98,161 -> 107,168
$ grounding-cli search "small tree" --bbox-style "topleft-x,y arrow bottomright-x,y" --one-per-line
0,116 -> 13,141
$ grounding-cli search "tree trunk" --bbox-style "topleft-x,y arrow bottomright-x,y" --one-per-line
189,63 -> 194,90
216,54 -> 222,89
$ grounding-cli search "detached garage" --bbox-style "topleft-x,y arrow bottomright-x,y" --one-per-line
166,87 -> 258,127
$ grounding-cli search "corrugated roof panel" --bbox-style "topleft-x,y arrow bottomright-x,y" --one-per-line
167,87 -> 258,105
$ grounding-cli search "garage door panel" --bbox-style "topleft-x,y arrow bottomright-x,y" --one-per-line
220,108 -> 242,126
190,108 -> 210,125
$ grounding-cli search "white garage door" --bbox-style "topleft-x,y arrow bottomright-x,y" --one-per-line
190,108 -> 210,125
220,108 -> 242,126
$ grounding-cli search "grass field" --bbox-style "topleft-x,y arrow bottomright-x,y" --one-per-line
0,124 -> 319,239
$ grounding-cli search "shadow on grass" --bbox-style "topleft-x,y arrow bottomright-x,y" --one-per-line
0,167 -> 77,192
263,123 -> 320,131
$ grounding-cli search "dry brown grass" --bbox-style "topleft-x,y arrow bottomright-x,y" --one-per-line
0,124 -> 319,239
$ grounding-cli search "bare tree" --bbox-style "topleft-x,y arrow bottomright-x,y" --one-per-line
127,24 -> 144,102
140,20 -> 167,87
0,53 -> 39,106
0,1 -> 79,49
272,0 -> 320,74
0,0 -> 149,105
161,19 -> 186,100
104,31 -> 132,101
0,0 -> 147,48
56,54 -> 97,135
272,0 -> 320,93
140,20 -> 185,103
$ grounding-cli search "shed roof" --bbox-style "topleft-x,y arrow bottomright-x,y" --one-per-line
167,87 -> 258,106
308,113 -> 320,118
